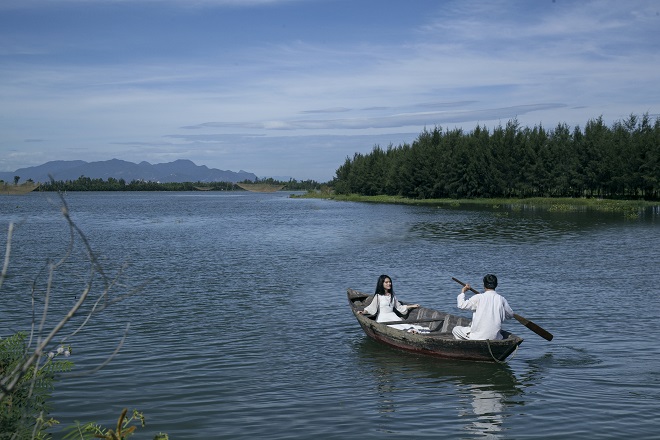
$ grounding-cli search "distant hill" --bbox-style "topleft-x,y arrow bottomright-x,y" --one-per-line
0,159 -> 257,184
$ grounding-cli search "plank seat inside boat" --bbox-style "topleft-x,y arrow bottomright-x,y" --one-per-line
348,288 -> 523,362
350,292 -> 472,334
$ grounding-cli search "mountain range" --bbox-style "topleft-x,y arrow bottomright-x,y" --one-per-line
0,159 -> 258,184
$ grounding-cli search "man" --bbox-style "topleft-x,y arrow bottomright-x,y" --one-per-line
452,274 -> 514,340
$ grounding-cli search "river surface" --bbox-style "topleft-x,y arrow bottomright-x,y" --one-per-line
1,192 -> 659,439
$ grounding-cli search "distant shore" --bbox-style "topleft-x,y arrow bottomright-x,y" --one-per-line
0,182 -> 40,195
293,192 -> 658,215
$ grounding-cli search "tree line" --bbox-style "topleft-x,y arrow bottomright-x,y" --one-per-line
36,176 -> 322,192
331,113 -> 659,200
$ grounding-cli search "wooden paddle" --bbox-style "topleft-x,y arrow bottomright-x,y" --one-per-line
451,277 -> 553,341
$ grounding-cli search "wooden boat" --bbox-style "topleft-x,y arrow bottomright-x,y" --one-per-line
347,288 -> 523,363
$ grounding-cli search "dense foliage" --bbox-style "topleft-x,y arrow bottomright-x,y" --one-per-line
332,114 -> 660,200
36,177 -> 321,192
1,333 -> 73,439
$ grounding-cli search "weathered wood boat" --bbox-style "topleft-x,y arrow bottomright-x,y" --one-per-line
348,288 -> 523,363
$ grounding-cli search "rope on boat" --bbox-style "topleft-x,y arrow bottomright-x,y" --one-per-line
486,339 -> 518,364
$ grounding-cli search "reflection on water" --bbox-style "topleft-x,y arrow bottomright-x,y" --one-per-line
462,387 -> 504,439
355,338 -> 523,438
409,204 -> 659,246
410,216 -> 580,243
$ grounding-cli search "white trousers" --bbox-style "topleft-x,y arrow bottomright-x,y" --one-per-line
452,325 -> 471,340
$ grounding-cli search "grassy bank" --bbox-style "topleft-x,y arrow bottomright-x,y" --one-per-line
293,191 -> 658,215
0,182 -> 40,195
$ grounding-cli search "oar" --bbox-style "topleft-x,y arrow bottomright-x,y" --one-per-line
451,277 -> 553,341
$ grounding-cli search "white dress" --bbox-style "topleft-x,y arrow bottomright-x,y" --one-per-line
363,294 -> 429,333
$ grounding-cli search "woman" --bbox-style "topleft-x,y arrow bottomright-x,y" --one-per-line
358,275 -> 429,333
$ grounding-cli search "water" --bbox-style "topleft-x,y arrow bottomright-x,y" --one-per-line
1,192 -> 659,439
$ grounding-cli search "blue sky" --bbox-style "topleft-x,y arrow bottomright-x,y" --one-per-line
1,0 -> 659,182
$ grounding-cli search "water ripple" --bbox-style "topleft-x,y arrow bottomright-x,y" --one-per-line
1,192 -> 658,439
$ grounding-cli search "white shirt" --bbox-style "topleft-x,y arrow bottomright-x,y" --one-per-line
456,289 -> 514,340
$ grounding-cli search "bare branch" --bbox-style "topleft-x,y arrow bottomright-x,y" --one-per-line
1,189 -> 144,405
0,222 -> 13,291
65,323 -> 131,378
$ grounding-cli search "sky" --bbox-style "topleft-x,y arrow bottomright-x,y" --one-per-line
1,0 -> 659,182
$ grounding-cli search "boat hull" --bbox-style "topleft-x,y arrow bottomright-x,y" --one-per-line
348,288 -> 523,362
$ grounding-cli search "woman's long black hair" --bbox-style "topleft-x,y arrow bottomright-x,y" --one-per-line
375,274 -> 395,305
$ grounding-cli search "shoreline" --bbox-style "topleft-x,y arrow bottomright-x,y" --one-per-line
0,182 -> 40,195
293,192 -> 659,214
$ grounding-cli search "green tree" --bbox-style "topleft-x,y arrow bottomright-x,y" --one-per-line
330,114 -> 659,201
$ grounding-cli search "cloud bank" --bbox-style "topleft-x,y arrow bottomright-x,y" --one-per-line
1,0 -> 658,181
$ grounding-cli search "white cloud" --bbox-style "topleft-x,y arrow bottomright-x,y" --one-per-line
1,0 -> 659,180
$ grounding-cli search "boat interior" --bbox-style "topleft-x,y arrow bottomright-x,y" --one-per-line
349,290 -> 517,341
